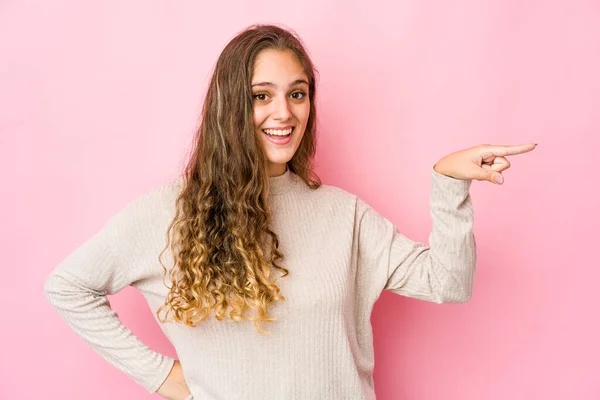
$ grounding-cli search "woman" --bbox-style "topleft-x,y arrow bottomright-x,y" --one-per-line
44,24 -> 536,400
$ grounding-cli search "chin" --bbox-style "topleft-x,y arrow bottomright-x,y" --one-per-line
267,157 -> 293,166
266,149 -> 296,164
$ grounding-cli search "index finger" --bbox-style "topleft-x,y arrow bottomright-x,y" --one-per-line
482,143 -> 537,157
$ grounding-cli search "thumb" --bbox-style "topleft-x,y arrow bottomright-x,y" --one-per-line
474,165 -> 504,184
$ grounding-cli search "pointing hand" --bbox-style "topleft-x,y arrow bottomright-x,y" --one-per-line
433,143 -> 537,184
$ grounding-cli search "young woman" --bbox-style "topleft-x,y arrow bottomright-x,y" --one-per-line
44,24 -> 536,400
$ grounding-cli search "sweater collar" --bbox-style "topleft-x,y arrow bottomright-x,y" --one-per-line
268,165 -> 297,196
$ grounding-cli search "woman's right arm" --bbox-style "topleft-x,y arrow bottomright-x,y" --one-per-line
43,200 -> 182,396
156,360 -> 192,400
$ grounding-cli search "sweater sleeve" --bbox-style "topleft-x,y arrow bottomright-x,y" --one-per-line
357,166 -> 477,303
43,201 -> 176,393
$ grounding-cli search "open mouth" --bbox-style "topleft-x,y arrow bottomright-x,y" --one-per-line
262,127 -> 294,137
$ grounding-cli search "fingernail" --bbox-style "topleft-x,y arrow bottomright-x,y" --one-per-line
495,175 -> 504,184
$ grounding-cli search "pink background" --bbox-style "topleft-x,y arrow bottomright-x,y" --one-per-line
2,1 -> 598,399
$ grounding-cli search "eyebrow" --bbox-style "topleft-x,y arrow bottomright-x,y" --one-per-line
251,79 -> 309,88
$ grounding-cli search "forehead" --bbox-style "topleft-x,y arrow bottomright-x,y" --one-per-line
252,49 -> 308,81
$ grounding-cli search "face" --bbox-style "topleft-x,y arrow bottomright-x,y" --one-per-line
251,49 -> 310,177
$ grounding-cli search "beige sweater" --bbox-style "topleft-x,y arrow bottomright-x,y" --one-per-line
43,166 -> 476,400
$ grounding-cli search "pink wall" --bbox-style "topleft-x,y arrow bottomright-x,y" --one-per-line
2,1 -> 598,399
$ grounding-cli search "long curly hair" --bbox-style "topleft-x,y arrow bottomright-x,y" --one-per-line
156,24 -> 321,334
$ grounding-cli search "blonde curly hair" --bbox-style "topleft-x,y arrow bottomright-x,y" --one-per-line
156,24 -> 321,334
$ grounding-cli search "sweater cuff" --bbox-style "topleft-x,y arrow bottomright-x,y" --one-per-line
431,165 -> 472,194
146,356 -> 176,394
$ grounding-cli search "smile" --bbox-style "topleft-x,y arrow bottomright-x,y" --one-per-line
262,127 -> 293,137
262,127 -> 294,145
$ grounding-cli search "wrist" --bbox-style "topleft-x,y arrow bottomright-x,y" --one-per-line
157,360 -> 190,399
433,162 -> 450,177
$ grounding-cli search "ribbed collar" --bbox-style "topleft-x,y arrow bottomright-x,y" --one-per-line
268,165 -> 297,196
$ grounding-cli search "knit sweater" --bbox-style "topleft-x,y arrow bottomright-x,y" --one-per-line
43,166 -> 476,400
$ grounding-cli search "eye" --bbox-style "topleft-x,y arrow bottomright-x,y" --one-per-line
291,91 -> 307,100
253,93 -> 268,101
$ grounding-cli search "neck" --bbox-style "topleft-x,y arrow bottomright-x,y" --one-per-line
267,164 -> 296,196
267,163 -> 288,177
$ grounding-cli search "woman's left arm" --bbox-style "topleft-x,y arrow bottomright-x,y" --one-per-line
379,166 -> 477,303
359,143 -> 536,303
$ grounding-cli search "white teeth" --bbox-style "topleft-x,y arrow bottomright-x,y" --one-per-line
263,128 -> 293,136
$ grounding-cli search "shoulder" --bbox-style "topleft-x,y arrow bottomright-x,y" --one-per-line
290,179 -> 363,220
107,176 -> 183,232
301,179 -> 358,204
308,181 -> 389,224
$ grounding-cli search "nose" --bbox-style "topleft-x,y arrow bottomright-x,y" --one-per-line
272,96 -> 292,121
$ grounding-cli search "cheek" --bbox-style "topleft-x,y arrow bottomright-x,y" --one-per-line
295,103 -> 311,125
253,106 -> 266,129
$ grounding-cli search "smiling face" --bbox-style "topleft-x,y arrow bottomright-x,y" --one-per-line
251,49 -> 311,177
